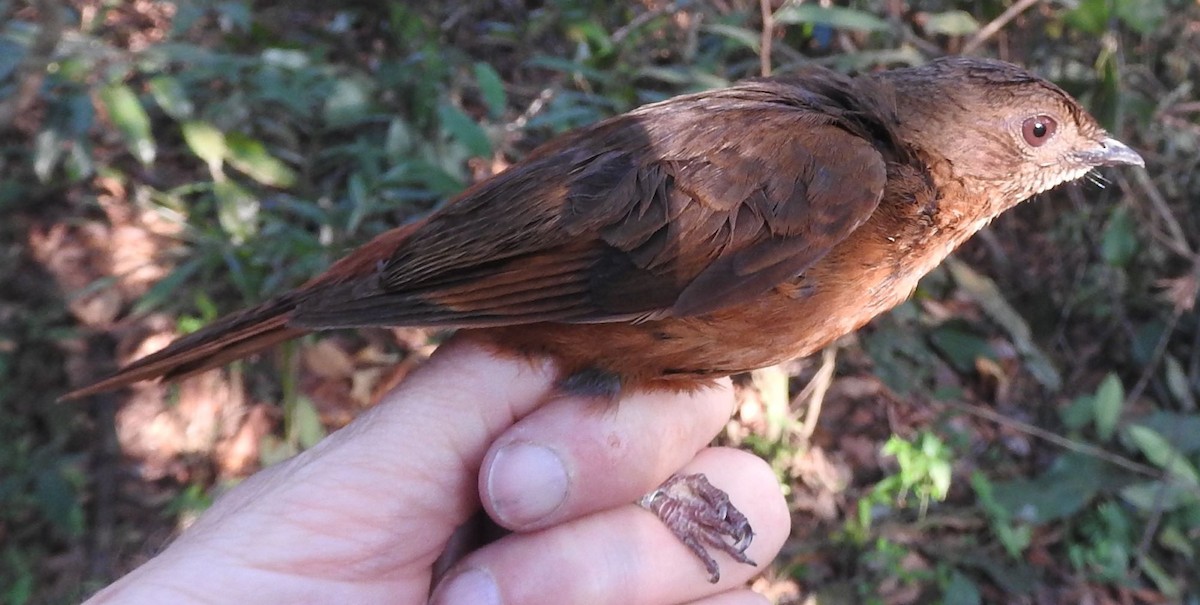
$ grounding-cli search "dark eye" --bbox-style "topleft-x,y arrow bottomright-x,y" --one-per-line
1021,115 -> 1058,147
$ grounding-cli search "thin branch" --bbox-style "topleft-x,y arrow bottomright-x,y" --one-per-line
504,87 -> 556,133
759,0 -> 773,77
794,346 -> 837,441
1122,169 -> 1194,258
962,0 -> 1041,55
613,0 -> 690,44
936,399 -> 1175,482
1125,307 -> 1183,410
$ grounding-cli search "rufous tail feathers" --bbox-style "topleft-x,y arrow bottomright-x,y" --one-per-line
61,294 -> 306,400
62,222 -> 425,400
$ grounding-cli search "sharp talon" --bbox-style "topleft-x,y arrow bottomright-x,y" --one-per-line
639,473 -> 756,583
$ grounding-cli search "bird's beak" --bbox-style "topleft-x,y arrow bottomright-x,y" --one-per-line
1079,136 -> 1145,167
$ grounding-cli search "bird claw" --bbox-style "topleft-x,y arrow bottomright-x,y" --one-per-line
638,473 -> 756,583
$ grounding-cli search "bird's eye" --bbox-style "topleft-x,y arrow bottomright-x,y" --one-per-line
1021,115 -> 1058,147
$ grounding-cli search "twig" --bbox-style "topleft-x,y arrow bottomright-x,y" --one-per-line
961,0 -> 1041,55
936,399 -> 1170,481
1131,417 -> 1184,586
613,0 -> 690,44
1190,318 -> 1200,405
504,87 -> 556,133
1122,306 -> 1189,577
1122,169 -> 1194,259
1125,307 -> 1183,410
1165,101 -> 1200,115
884,0 -> 943,58
794,346 -> 837,441
759,0 -> 773,76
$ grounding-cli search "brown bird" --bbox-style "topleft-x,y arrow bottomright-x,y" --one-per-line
66,56 -> 1144,581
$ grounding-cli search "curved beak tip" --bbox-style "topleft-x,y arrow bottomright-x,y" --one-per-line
1091,137 -> 1145,168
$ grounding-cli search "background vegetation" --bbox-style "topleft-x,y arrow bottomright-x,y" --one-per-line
2,0 -> 1197,603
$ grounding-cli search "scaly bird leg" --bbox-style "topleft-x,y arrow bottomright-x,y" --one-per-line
638,473 -> 756,583
557,368 -> 756,582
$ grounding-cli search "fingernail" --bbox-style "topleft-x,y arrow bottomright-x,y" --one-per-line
431,568 -> 500,605
486,441 -> 569,526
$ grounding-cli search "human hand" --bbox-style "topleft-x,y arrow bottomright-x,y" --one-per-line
85,336 -> 790,604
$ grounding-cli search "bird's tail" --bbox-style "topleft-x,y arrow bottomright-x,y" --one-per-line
61,293 -> 307,400
62,222 -> 428,400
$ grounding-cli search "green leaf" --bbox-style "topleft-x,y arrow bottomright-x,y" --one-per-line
1138,553 -> 1181,599
1115,0 -> 1166,35
1101,205 -> 1138,267
225,133 -> 296,187
1120,480 -> 1199,511
1061,394 -> 1095,431
941,569 -> 981,605
346,171 -> 369,233
1124,425 -> 1200,485
929,326 -> 993,373
215,0 -> 252,30
0,39 -> 22,81
991,452 -> 1104,523
862,306 -> 938,395
213,179 -> 261,244
33,129 -> 63,183
473,62 -> 507,119
944,258 -> 1061,391
700,23 -> 761,52
180,121 -> 226,173
148,75 -> 194,119
567,20 -> 614,57
35,467 -> 84,537
259,434 -> 299,467
58,92 -> 95,137
323,76 -> 374,127
923,10 -> 979,36
133,258 -> 204,315
527,55 -> 614,88
6,578 -> 32,605
1157,524 -> 1196,559
385,118 -> 415,157
1092,373 -> 1123,441
438,103 -> 492,158
879,432 -> 953,504
1065,0 -> 1109,34
774,4 -> 890,32
65,139 -> 95,181
1135,412 -> 1200,454
99,83 -> 156,165
286,395 -> 327,449
260,48 -> 310,69
1163,354 -> 1195,409
637,66 -> 705,86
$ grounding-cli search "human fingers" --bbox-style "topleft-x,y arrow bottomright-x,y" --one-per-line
173,336 -> 561,581
432,447 -> 790,605
479,379 -> 737,531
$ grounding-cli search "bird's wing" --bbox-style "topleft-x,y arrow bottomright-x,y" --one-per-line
290,78 -> 892,329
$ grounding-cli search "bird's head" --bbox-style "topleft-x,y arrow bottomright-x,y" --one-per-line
877,57 -> 1143,210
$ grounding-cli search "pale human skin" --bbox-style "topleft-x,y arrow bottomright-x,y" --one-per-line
85,336 -> 791,605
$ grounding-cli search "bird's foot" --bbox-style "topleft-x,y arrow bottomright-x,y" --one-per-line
638,473 -> 755,583
557,367 -> 623,403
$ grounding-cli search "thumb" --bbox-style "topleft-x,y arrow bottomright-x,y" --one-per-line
184,335 -> 559,571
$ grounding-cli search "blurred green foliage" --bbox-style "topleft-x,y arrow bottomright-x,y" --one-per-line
2,0 -> 1198,603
